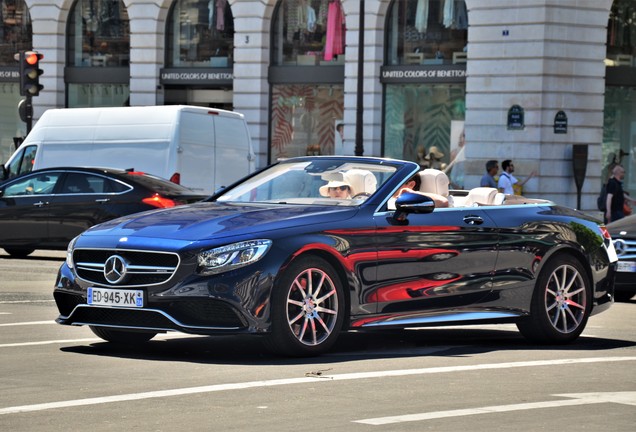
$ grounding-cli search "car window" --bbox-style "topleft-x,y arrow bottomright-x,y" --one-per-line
217,159 -> 398,206
61,173 -> 96,194
3,172 -> 62,196
5,145 -> 37,179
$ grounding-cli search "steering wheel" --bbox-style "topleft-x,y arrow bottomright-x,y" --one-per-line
352,192 -> 371,199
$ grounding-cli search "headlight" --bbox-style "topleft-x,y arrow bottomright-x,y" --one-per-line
197,239 -> 272,275
66,236 -> 79,269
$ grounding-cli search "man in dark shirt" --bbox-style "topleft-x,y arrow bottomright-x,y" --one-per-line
480,160 -> 499,188
605,165 -> 636,223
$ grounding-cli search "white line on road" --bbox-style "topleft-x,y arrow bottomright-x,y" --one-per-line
0,338 -> 100,348
0,300 -> 55,304
0,356 -> 634,416
0,320 -> 56,327
353,392 -> 636,425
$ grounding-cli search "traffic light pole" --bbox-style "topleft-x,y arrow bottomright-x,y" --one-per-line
25,96 -> 33,135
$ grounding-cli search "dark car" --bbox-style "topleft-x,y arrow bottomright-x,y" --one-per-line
53,157 -> 616,357
0,167 -> 207,257
607,214 -> 636,301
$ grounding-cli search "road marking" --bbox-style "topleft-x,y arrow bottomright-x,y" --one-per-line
0,356 -> 634,416
0,320 -> 55,327
0,338 -> 100,348
353,392 -> 636,425
0,300 -> 55,304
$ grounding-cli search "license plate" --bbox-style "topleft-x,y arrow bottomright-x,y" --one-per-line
87,287 -> 144,307
616,261 -> 636,272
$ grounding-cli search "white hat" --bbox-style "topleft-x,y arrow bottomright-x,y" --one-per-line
319,180 -> 351,197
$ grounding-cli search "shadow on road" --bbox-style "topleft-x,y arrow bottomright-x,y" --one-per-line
59,327 -> 636,366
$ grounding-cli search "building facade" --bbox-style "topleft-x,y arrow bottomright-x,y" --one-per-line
0,0 -> 634,211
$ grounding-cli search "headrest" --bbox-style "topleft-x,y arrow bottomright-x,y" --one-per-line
418,169 -> 450,197
343,169 -> 377,196
464,187 -> 498,206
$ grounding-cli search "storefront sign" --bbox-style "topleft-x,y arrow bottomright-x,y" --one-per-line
507,105 -> 524,130
0,67 -> 19,82
160,68 -> 233,85
554,110 -> 567,134
380,65 -> 466,84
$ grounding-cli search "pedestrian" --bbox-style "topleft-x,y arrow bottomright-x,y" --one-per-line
605,165 -> 636,223
480,160 -> 499,188
497,159 -> 536,195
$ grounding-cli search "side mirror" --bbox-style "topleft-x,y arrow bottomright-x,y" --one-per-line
393,192 -> 435,221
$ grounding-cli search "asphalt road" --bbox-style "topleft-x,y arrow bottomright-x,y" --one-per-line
1,250 -> 635,431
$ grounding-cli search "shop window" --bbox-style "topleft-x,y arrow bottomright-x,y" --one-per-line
272,0 -> 346,66
386,0 -> 468,66
166,0 -> 234,67
602,86 -> 635,192
270,84 -> 344,160
384,84 -> 465,171
67,83 -> 129,108
67,0 -> 129,67
0,0 -> 32,66
606,0 -> 636,67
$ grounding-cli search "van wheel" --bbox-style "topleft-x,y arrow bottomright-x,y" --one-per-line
90,326 -> 156,344
4,248 -> 35,258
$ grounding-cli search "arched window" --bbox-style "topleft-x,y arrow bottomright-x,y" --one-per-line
0,0 -> 32,65
166,0 -> 234,67
272,0 -> 345,66
67,0 -> 130,68
386,0 -> 467,66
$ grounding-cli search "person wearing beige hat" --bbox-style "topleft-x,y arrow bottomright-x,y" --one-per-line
319,179 -> 352,199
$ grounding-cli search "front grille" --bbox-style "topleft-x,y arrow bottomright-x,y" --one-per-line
64,298 -> 247,330
613,238 -> 636,260
54,291 -> 85,317
73,248 -> 180,287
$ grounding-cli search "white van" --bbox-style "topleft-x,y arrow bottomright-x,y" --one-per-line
1,105 -> 255,194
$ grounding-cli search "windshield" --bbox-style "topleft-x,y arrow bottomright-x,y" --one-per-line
217,159 -> 398,206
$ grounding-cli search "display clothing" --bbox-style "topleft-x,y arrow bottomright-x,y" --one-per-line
324,0 -> 345,61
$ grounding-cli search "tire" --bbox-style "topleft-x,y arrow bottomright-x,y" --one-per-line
90,326 -> 157,344
614,290 -> 635,302
517,255 -> 591,344
4,248 -> 35,258
265,256 -> 345,357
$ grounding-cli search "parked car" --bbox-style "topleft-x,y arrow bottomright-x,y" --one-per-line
53,156 -> 616,357
0,167 -> 207,258
607,214 -> 636,301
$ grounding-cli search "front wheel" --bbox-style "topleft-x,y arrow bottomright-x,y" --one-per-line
517,255 -> 591,344
90,326 -> 157,344
265,256 -> 345,357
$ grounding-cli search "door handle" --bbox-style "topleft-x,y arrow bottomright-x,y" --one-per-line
95,198 -> 110,203
463,215 -> 484,225
33,201 -> 48,207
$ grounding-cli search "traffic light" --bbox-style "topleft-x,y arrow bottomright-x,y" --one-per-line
14,50 -> 44,97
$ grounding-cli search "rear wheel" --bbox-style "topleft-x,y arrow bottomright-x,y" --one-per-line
90,326 -> 157,344
265,256 -> 345,357
3,248 -> 35,258
517,255 -> 591,343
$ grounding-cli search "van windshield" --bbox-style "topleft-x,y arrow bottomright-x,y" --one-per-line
4,145 -> 37,180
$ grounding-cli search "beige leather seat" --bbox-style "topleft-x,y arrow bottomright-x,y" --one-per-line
463,187 -> 498,206
417,169 -> 452,206
344,169 -> 377,196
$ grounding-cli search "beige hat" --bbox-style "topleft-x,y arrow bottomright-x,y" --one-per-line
425,146 -> 444,160
319,180 -> 351,197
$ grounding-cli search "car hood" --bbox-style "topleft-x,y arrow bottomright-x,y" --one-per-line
607,214 -> 636,237
81,201 -> 358,243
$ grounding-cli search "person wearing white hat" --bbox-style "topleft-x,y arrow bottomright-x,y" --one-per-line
319,180 -> 352,199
